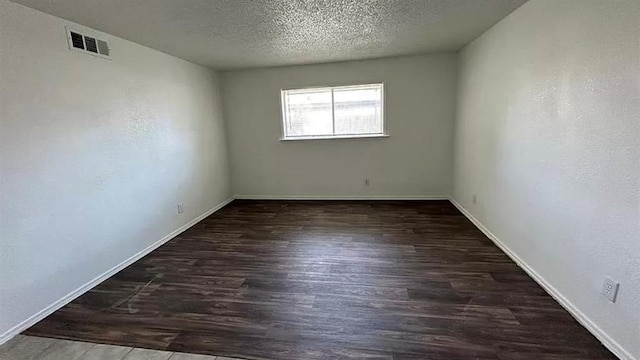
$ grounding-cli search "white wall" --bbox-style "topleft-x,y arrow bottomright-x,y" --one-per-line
453,0 -> 639,358
221,55 -> 457,198
0,0 -> 231,340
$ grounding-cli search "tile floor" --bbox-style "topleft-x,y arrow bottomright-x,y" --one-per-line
0,335 -> 243,360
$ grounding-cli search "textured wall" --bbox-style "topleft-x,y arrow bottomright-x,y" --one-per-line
0,0 -> 231,337
221,54 -> 458,198
453,0 -> 640,358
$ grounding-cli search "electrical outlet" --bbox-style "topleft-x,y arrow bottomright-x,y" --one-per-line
177,202 -> 184,214
364,178 -> 370,186
601,277 -> 619,302
472,194 -> 477,204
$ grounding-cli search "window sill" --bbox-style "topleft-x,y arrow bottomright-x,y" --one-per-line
280,134 -> 389,141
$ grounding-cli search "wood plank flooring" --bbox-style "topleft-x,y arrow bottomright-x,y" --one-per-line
24,200 -> 616,360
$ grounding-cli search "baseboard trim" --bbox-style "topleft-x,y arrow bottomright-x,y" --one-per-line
5,195 -> 630,359
448,197 -> 635,360
233,194 -> 450,200
0,196 -> 235,346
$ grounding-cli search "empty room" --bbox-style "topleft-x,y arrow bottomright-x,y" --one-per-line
1,0 -> 638,359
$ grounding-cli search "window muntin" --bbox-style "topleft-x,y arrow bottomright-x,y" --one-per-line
281,83 -> 384,140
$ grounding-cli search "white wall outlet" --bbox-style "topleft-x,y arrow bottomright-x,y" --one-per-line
177,202 -> 184,214
472,194 -> 477,204
364,178 -> 370,186
601,277 -> 619,302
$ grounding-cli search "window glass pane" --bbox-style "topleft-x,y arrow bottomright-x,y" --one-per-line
333,86 -> 382,135
284,89 -> 333,137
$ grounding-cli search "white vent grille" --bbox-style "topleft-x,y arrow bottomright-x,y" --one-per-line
66,27 -> 110,59
97,40 -> 109,56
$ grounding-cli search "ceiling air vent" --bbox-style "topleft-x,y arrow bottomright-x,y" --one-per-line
97,40 -> 109,56
66,27 -> 111,59
70,31 -> 84,50
84,36 -> 98,53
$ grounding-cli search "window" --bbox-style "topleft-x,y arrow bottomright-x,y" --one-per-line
281,83 -> 385,140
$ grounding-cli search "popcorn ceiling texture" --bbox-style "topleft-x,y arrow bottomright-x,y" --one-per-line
10,0 -> 526,69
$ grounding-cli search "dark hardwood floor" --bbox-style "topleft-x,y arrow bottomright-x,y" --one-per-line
25,200 -> 615,360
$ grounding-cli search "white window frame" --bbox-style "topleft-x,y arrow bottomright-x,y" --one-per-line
280,83 -> 387,141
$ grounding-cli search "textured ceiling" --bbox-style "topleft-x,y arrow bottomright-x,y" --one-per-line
12,0 -> 527,70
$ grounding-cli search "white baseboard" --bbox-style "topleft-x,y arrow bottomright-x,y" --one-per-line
6,195 -> 630,359
233,194 -> 450,200
0,196 -> 235,346
448,197 -> 635,360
